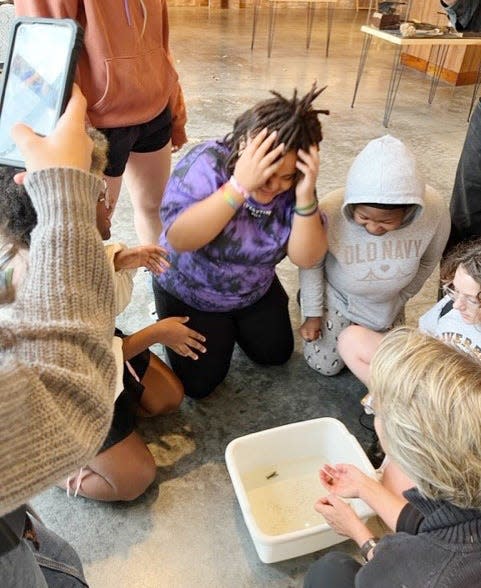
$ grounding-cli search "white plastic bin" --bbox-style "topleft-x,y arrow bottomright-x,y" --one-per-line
225,417 -> 376,563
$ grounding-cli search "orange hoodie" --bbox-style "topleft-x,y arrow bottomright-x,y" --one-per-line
15,0 -> 187,147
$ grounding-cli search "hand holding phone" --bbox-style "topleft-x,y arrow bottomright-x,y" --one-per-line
0,17 -> 83,167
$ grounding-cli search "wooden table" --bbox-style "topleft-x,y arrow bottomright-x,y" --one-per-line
351,25 -> 481,127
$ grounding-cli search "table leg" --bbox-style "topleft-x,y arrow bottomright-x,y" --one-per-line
383,46 -> 404,127
267,1 -> 277,58
306,2 -> 315,50
468,59 -> 481,122
325,1 -> 335,58
351,34 -> 372,109
250,0 -> 260,51
428,44 -> 449,105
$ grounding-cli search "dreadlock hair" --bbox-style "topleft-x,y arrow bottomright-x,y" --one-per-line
0,128 -> 109,249
440,238 -> 481,303
223,83 -> 329,175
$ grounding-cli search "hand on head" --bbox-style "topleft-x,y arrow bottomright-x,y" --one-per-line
12,84 -> 92,184
233,128 -> 285,193
295,144 -> 320,202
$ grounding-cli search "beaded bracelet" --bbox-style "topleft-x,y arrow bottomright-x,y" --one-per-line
229,175 -> 250,200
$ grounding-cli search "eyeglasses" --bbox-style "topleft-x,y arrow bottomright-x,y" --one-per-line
442,283 -> 481,309
361,393 -> 375,416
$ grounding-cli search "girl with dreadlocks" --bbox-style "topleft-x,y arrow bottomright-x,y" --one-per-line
153,85 -> 329,399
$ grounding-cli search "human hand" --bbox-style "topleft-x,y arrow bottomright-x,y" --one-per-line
300,317 -> 321,342
114,245 -> 170,275
233,128 -> 285,193
319,463 -> 372,499
295,145 -> 320,203
11,84 -> 93,179
315,494 -> 371,544
155,316 -> 206,360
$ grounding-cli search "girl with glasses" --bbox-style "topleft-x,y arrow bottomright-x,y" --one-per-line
338,237 -> 481,388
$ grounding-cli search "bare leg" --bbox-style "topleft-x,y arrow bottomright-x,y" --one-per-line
137,353 -> 184,417
338,325 -> 386,385
61,431 -> 156,501
124,142 -> 172,244
104,175 -> 123,212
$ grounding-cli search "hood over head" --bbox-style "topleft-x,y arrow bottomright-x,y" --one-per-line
342,135 -> 425,227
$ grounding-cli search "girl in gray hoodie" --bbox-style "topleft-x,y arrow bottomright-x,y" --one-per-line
299,135 -> 450,376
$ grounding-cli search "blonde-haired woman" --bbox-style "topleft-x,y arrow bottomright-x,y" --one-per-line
304,327 -> 481,588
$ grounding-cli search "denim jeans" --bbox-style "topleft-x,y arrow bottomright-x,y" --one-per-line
0,515 -> 88,588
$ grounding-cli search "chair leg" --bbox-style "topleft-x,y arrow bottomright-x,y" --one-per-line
267,1 -> 277,58
306,2 -> 315,50
251,0 -> 259,51
325,1 -> 335,58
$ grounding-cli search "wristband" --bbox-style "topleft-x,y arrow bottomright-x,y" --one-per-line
222,183 -> 242,211
294,204 -> 319,217
295,198 -> 318,213
229,175 -> 250,200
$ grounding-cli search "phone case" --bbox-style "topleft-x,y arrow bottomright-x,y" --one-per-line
0,17 -> 84,168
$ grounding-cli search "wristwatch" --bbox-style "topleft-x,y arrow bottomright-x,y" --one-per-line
360,537 -> 379,563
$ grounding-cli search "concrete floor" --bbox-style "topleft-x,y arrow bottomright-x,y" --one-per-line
33,7 -> 474,588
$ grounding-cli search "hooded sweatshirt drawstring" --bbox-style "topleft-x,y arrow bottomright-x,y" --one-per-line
123,0 -> 132,26
123,0 -> 147,37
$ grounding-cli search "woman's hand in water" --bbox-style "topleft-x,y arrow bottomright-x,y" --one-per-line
233,128 -> 285,193
295,145 -> 319,204
319,464 -> 373,499
315,494 -> 372,546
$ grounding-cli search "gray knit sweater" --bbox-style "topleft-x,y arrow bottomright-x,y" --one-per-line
0,168 -> 115,517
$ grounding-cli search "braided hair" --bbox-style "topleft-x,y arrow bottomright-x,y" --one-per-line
224,83 -> 329,175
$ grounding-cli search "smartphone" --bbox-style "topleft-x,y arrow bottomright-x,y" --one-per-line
0,17 -> 83,167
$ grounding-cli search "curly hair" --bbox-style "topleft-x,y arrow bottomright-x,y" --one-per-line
0,166 -> 36,248
0,128 -> 109,249
223,83 -> 329,175
440,238 -> 481,303
371,326 -> 481,509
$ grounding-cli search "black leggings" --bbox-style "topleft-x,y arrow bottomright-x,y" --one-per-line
153,276 -> 294,398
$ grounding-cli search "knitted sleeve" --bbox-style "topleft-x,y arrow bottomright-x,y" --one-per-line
0,168 -> 115,517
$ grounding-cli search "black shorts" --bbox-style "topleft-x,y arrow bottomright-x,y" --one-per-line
99,330 -> 151,453
98,106 -> 172,177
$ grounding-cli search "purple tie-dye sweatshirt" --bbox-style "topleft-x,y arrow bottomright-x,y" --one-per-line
156,140 -> 295,312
